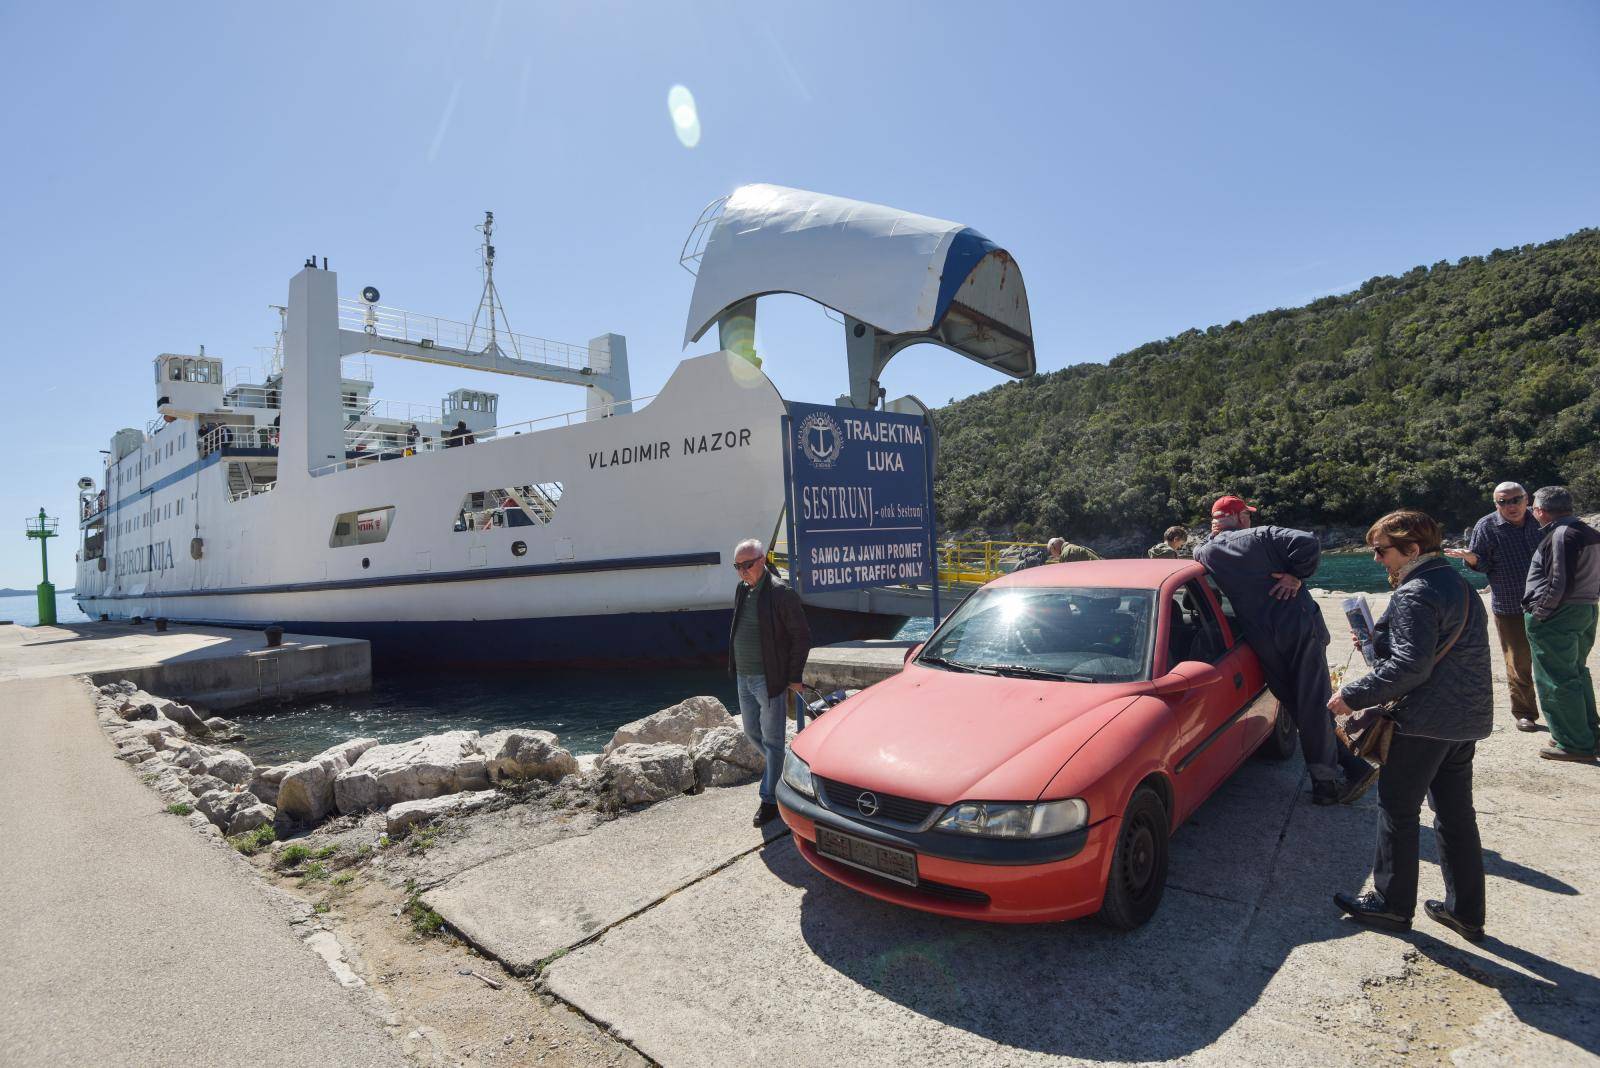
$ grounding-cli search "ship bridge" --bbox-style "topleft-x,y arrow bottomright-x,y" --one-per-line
682,184 -> 1036,410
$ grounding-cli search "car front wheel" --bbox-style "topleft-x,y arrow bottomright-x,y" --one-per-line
1096,786 -> 1169,930
1254,700 -> 1299,761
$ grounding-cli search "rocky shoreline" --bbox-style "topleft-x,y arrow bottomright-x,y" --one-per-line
95,682 -> 768,845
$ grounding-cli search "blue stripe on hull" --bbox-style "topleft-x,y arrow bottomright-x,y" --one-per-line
84,606 -> 906,669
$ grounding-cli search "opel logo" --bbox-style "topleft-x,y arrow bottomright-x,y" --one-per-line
856,791 -> 880,817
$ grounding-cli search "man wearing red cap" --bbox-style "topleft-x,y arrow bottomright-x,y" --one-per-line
1195,495 -> 1376,804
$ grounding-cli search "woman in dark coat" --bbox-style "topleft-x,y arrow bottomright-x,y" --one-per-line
1327,509 -> 1494,941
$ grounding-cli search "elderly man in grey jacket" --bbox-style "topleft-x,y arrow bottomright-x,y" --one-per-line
1522,487 -> 1600,761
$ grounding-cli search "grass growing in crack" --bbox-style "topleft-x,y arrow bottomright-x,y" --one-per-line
165,802 -> 193,816
228,824 -> 278,855
300,862 -> 331,884
313,844 -> 339,860
313,902 -> 331,914
276,843 -> 312,869
355,844 -> 373,860
403,882 -> 445,937
332,872 -> 354,886
406,825 -> 441,855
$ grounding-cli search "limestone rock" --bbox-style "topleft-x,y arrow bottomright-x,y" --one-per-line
200,749 -> 255,786
183,773 -> 231,797
691,725 -> 767,788
157,701 -> 208,735
602,743 -> 696,805
601,696 -> 735,757
117,699 -> 158,722
172,742 -> 220,771
333,731 -> 486,814
385,789 -> 497,836
196,788 -> 260,830
265,737 -> 379,825
203,716 -> 243,741
226,803 -> 276,837
249,764 -> 294,807
480,730 -> 578,784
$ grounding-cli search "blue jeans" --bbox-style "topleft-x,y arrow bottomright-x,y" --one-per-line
735,674 -> 787,804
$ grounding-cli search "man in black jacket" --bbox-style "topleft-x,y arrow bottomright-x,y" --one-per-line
729,538 -> 813,825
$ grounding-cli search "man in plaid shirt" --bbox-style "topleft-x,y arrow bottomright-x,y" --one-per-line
1446,482 -> 1544,731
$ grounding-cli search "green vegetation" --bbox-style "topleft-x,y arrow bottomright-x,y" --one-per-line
165,802 -> 193,817
403,879 -> 445,937
275,843 -> 313,869
406,824 -> 441,855
312,844 -> 339,860
300,862 -> 330,883
934,229 -> 1600,542
332,872 -> 354,886
228,824 -> 277,855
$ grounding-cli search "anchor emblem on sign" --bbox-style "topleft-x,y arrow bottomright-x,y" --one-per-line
797,411 -> 843,469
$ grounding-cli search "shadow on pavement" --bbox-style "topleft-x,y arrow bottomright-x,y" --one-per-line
757,783 -> 1381,1062
1411,934 -> 1600,1055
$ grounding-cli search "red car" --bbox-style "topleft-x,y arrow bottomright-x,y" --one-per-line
778,559 -> 1298,928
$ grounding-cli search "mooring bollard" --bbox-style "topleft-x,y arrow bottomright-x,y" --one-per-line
154,617 -> 168,633
264,625 -> 284,648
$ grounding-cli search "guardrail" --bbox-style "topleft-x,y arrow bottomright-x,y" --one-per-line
199,423 -> 278,456
309,393 -> 657,477
337,298 -> 605,374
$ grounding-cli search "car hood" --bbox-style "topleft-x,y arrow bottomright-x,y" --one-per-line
792,663 -> 1144,804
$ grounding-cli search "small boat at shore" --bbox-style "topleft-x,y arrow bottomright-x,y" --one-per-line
73,186 -> 1034,666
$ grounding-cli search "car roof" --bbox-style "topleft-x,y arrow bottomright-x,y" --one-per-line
987,558 -> 1203,591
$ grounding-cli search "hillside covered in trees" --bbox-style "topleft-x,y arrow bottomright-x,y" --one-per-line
933,228 -> 1600,545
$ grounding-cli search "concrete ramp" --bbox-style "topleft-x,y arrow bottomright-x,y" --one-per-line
423,784 -> 786,973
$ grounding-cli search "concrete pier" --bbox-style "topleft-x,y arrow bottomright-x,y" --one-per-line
0,621 -> 370,710
803,638 -> 917,691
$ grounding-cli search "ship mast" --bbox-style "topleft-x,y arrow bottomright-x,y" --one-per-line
465,211 -> 521,362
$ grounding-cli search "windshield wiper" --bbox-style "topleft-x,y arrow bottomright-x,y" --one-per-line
917,655 -> 979,673
980,664 -> 1097,682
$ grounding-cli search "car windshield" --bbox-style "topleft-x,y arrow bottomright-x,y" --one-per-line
918,586 -> 1157,683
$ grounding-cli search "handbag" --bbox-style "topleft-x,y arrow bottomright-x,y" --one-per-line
1336,574 -> 1472,765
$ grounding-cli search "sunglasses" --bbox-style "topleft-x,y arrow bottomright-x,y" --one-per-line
733,558 -> 764,572
1494,496 -> 1524,506
1371,543 -> 1400,558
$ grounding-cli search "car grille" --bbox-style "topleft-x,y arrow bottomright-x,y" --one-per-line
916,879 -> 992,906
817,777 -> 940,826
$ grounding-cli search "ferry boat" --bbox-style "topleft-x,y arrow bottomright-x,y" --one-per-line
73,185 -> 1035,666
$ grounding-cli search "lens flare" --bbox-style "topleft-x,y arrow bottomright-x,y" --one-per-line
667,84 -> 701,148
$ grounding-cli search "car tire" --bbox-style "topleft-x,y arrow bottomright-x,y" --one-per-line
1096,786 -> 1169,930
1253,700 -> 1299,761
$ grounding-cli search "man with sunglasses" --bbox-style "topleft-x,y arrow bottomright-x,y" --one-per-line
728,538 -> 813,825
1446,482 -> 1545,731
1196,495 -> 1376,805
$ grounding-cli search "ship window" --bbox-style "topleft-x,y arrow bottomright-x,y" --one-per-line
330,506 -> 395,548
453,482 -> 563,533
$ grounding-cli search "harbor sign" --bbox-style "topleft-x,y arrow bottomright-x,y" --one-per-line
783,401 -> 934,594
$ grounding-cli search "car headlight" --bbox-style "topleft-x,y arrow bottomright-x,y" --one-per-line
935,798 -> 1088,838
781,747 -> 816,800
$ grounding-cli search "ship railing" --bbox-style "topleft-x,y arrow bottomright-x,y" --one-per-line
351,398 -> 443,425
229,480 -> 278,503
337,298 -> 607,375
309,393 -> 657,477
198,422 -> 278,457
224,384 -> 281,410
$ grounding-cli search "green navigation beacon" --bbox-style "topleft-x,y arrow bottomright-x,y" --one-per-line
24,507 -> 59,626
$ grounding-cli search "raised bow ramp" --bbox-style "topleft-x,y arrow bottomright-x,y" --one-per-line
683,184 -> 1035,408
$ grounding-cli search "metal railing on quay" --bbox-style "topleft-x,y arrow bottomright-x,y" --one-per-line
336,298 -> 605,374
229,480 -> 277,503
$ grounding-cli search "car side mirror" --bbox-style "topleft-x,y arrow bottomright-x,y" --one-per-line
904,642 -> 924,665
1152,660 -> 1224,695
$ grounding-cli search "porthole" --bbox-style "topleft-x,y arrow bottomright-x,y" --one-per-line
511,541 -> 527,557
361,557 -> 371,569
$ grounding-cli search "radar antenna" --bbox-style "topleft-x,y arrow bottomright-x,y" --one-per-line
465,211 -> 522,362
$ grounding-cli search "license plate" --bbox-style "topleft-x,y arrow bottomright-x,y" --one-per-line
815,826 -> 918,886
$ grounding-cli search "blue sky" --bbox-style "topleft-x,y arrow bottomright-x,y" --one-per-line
1,1 -> 1596,585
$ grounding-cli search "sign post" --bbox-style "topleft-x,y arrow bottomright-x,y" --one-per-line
783,401 -> 935,603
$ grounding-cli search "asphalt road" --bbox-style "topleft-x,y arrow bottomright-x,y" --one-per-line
0,675 -> 409,1067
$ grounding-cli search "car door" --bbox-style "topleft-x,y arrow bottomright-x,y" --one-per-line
1166,579 -> 1252,816
1203,573 -> 1272,753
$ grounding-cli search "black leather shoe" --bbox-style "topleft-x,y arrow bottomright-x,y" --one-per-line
1334,890 -> 1412,932
1514,717 -> 1539,733
1339,763 -> 1380,805
1311,779 -> 1340,806
1424,900 -> 1485,943
752,802 -> 779,827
